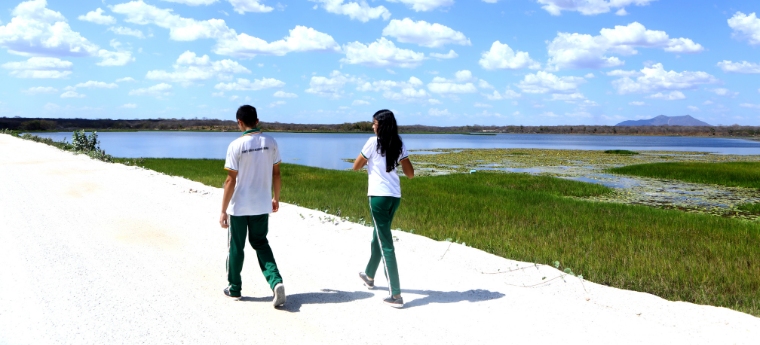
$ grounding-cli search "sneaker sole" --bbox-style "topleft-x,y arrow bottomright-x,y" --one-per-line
384,301 -> 404,309
273,284 -> 286,307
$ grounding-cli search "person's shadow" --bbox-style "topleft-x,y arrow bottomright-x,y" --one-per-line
239,289 -> 374,312
372,285 -> 505,308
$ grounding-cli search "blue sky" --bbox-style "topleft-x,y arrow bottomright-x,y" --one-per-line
0,0 -> 759,126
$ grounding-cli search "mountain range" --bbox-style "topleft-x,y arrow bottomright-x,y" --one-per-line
616,115 -> 711,127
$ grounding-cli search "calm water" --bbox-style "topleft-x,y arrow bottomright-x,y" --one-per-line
36,132 -> 760,170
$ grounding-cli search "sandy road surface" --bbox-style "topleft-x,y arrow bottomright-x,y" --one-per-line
1,134 -> 758,345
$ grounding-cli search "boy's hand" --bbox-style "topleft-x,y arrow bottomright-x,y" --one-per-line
219,212 -> 229,228
272,199 -> 279,213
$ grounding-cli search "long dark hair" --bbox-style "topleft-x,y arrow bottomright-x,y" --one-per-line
373,109 -> 403,173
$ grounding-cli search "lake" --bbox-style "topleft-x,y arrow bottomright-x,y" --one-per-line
35,132 -> 760,170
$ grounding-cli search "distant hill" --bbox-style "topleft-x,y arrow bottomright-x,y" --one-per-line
616,115 -> 711,126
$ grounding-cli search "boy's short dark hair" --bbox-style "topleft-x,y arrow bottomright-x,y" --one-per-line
236,105 -> 258,127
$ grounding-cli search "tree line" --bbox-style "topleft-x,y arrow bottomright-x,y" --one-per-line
2,117 -> 759,138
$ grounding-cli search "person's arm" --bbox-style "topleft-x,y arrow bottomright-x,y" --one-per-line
353,153 -> 368,171
272,164 -> 281,213
219,170 -> 237,228
400,158 -> 414,179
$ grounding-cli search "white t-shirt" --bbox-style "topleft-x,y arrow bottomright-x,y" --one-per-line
224,133 -> 281,216
361,137 -> 409,198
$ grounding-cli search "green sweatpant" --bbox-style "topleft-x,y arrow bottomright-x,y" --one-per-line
227,214 -> 283,293
365,196 -> 401,296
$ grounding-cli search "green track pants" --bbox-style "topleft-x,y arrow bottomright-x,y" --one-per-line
365,196 -> 401,296
227,214 -> 283,293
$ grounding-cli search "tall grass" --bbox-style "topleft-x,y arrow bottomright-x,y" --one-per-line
607,162 -> 760,189
120,158 -> 760,316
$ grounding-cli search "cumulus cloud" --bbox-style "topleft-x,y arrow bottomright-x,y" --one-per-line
269,100 -> 286,107
717,60 -> 760,74
23,86 -> 58,94
2,57 -> 72,78
709,88 -> 738,97
116,77 -> 137,83
647,91 -> 685,100
479,41 -> 540,70
427,76 -> 477,95
60,90 -> 85,98
129,83 -> 173,97
428,108 -> 451,117
537,0 -> 657,16
610,63 -> 718,94
352,99 -> 370,106
629,101 -> 645,106
309,0 -> 391,22
386,0 -> 454,12
215,25 -> 340,58
383,87 -> 430,102
740,103 -> 760,109
306,70 -> 360,99
356,76 -> 433,103
73,81 -> 119,89
342,37 -> 425,68
122,103 -> 138,108
214,77 -> 285,91
109,26 -> 146,38
227,0 -> 274,14
273,90 -> 298,98
146,51 -> 250,85
485,89 -> 521,100
517,71 -> 586,94
161,0 -> 218,5
547,22 -> 703,70
728,12 -> 760,45
382,18 -> 470,48
78,8 -> 116,25
429,50 -> 458,59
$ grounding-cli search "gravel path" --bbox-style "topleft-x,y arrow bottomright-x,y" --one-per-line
1,134 -> 758,345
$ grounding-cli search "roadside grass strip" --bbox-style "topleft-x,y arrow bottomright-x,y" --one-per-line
121,158 -> 760,316
607,162 -> 760,189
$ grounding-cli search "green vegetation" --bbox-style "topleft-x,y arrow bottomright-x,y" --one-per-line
604,149 -> 639,155
120,158 -> 760,316
607,162 -> 760,189
738,203 -> 760,215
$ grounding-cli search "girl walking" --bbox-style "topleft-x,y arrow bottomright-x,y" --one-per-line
352,109 -> 414,308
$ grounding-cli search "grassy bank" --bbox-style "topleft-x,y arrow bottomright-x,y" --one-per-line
607,162 -> 760,189
118,158 -> 760,316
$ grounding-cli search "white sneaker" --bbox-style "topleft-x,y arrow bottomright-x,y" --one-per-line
273,283 -> 286,307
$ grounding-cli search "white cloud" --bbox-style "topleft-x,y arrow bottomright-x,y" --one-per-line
23,86 -> 57,94
78,8 -> 116,25
606,69 -> 638,77
709,88 -> 737,97
306,70 -> 360,99
112,1 -> 229,41
382,18 -> 470,48
109,26 -> 146,38
97,49 -> 135,66
717,60 -> 760,74
739,103 -> 760,110
2,57 -> 72,78
585,73 -> 595,78
611,63 -> 718,94
61,90 -> 85,98
227,0 -> 274,14
273,91 -> 298,98
728,12 -> 760,45
455,70 -> 474,82
146,51 -> 250,85
129,83 -> 173,97
357,76 -> 423,92
615,8 -> 628,16
629,101 -> 645,106
383,88 -> 430,102
342,37 -> 425,68
517,71 -> 585,94
537,0 -> 656,16
161,0 -> 218,5
687,105 -> 699,112
478,79 -> 494,89
386,0 -> 454,12
122,103 -> 137,108
352,99 -> 370,106
429,50 -> 458,59
547,22 -> 703,70
485,89 -> 521,100
116,77 -> 136,83
215,77 -> 285,91
427,75 -> 477,95
74,81 -> 119,89
474,102 -> 492,108
355,76 -> 432,103
309,0 -> 391,22
479,41 -> 540,70
428,108 -> 451,117
269,100 -> 286,107
550,92 -> 586,102
216,25 -> 340,58
647,91 -> 685,100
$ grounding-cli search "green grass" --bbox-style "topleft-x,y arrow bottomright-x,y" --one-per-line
738,203 -> 760,215
607,162 -> 760,189
604,149 -> 639,155
118,158 -> 760,316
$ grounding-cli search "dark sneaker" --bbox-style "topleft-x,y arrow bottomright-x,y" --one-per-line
383,295 -> 404,308
359,272 -> 375,289
272,283 -> 286,308
224,287 -> 241,300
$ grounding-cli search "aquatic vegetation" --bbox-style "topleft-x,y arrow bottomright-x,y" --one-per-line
604,149 -> 639,155
607,162 -> 760,189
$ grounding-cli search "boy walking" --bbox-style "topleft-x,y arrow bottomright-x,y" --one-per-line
219,105 -> 285,307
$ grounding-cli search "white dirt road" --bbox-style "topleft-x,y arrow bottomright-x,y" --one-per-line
1,134 -> 758,345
